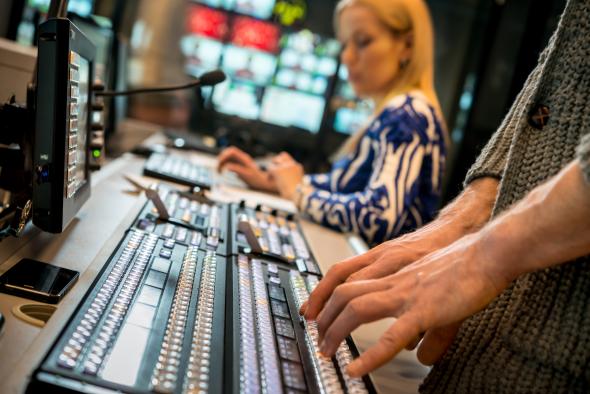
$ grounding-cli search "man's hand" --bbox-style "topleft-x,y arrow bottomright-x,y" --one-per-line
300,178 -> 500,321
314,233 -> 511,377
217,146 -> 277,192
300,239 -> 425,320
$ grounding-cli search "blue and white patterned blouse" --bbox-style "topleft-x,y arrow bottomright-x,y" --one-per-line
299,91 -> 446,246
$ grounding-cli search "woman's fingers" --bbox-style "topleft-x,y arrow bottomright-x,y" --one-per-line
217,147 -> 255,171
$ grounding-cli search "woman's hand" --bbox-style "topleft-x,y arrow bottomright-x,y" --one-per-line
217,147 -> 277,192
313,232 -> 512,378
268,152 -> 305,200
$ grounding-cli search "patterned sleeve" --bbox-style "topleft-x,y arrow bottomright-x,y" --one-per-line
298,102 -> 439,245
304,173 -> 333,191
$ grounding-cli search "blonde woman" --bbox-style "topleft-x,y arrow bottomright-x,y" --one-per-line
218,0 -> 447,246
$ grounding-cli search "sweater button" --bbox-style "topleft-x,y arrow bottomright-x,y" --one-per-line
528,104 -> 550,130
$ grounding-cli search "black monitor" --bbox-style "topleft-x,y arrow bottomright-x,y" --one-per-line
33,17 -> 95,233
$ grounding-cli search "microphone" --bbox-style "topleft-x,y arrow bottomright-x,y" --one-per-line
95,69 -> 227,97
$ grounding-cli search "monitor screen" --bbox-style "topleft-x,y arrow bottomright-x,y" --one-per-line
333,106 -> 372,135
281,29 -> 341,58
230,16 -> 280,53
181,35 -> 224,77
231,0 -> 276,19
187,5 -> 229,40
275,30 -> 340,98
212,80 -> 262,120
197,0 -> 223,7
260,86 -> 325,132
221,44 -> 277,85
274,69 -> 327,95
27,0 -> 94,16
335,65 -> 357,100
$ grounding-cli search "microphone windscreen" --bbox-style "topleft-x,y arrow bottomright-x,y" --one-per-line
199,70 -> 227,86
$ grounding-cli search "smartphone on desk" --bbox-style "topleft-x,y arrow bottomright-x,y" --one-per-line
0,259 -> 79,304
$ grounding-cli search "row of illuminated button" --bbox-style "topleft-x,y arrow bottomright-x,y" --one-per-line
237,254 -> 262,393
161,223 -> 203,246
292,273 -> 369,394
145,153 -> 213,185
249,210 -> 311,262
56,231 -> 152,371
290,272 -> 344,393
151,247 -> 199,393
66,51 -> 81,197
304,275 -> 369,393
83,232 -> 158,376
251,259 -> 284,393
183,250 -> 218,393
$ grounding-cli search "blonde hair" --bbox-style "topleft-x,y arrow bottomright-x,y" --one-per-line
334,0 -> 447,158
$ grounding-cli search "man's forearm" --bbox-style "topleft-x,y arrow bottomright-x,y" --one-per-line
397,177 -> 499,256
479,160 -> 590,282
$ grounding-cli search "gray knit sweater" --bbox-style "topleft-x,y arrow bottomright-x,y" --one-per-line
420,0 -> 590,392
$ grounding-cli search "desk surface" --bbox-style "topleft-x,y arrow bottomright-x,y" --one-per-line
0,148 -> 429,394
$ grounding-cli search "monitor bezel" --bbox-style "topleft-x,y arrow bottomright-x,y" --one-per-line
33,17 -> 95,233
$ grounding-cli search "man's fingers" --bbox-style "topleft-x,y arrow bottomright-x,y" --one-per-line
416,322 -> 462,365
404,334 -> 423,350
319,290 -> 402,357
303,254 -> 376,320
316,280 -> 391,341
298,300 -> 308,316
346,313 -> 422,378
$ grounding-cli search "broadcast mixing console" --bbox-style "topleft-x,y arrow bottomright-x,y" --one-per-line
28,187 -> 376,394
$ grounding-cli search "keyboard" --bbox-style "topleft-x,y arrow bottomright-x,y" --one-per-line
29,188 -> 376,394
143,153 -> 214,190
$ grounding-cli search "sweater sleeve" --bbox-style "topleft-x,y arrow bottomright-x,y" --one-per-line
464,59 -> 545,186
577,133 -> 590,185
298,109 -> 435,245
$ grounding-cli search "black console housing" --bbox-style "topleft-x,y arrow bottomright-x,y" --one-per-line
33,18 -> 95,233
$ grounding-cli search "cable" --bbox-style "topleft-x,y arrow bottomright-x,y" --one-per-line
96,69 -> 226,97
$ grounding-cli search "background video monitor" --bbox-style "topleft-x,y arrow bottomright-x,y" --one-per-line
221,44 -> 277,85
332,65 -> 372,134
232,0 -> 276,19
187,4 -> 229,40
197,0 -> 223,7
16,0 -> 95,45
27,0 -> 94,16
181,35 -> 224,77
260,86 -> 325,132
212,80 -> 262,120
230,16 -> 280,53
333,106 -> 372,135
